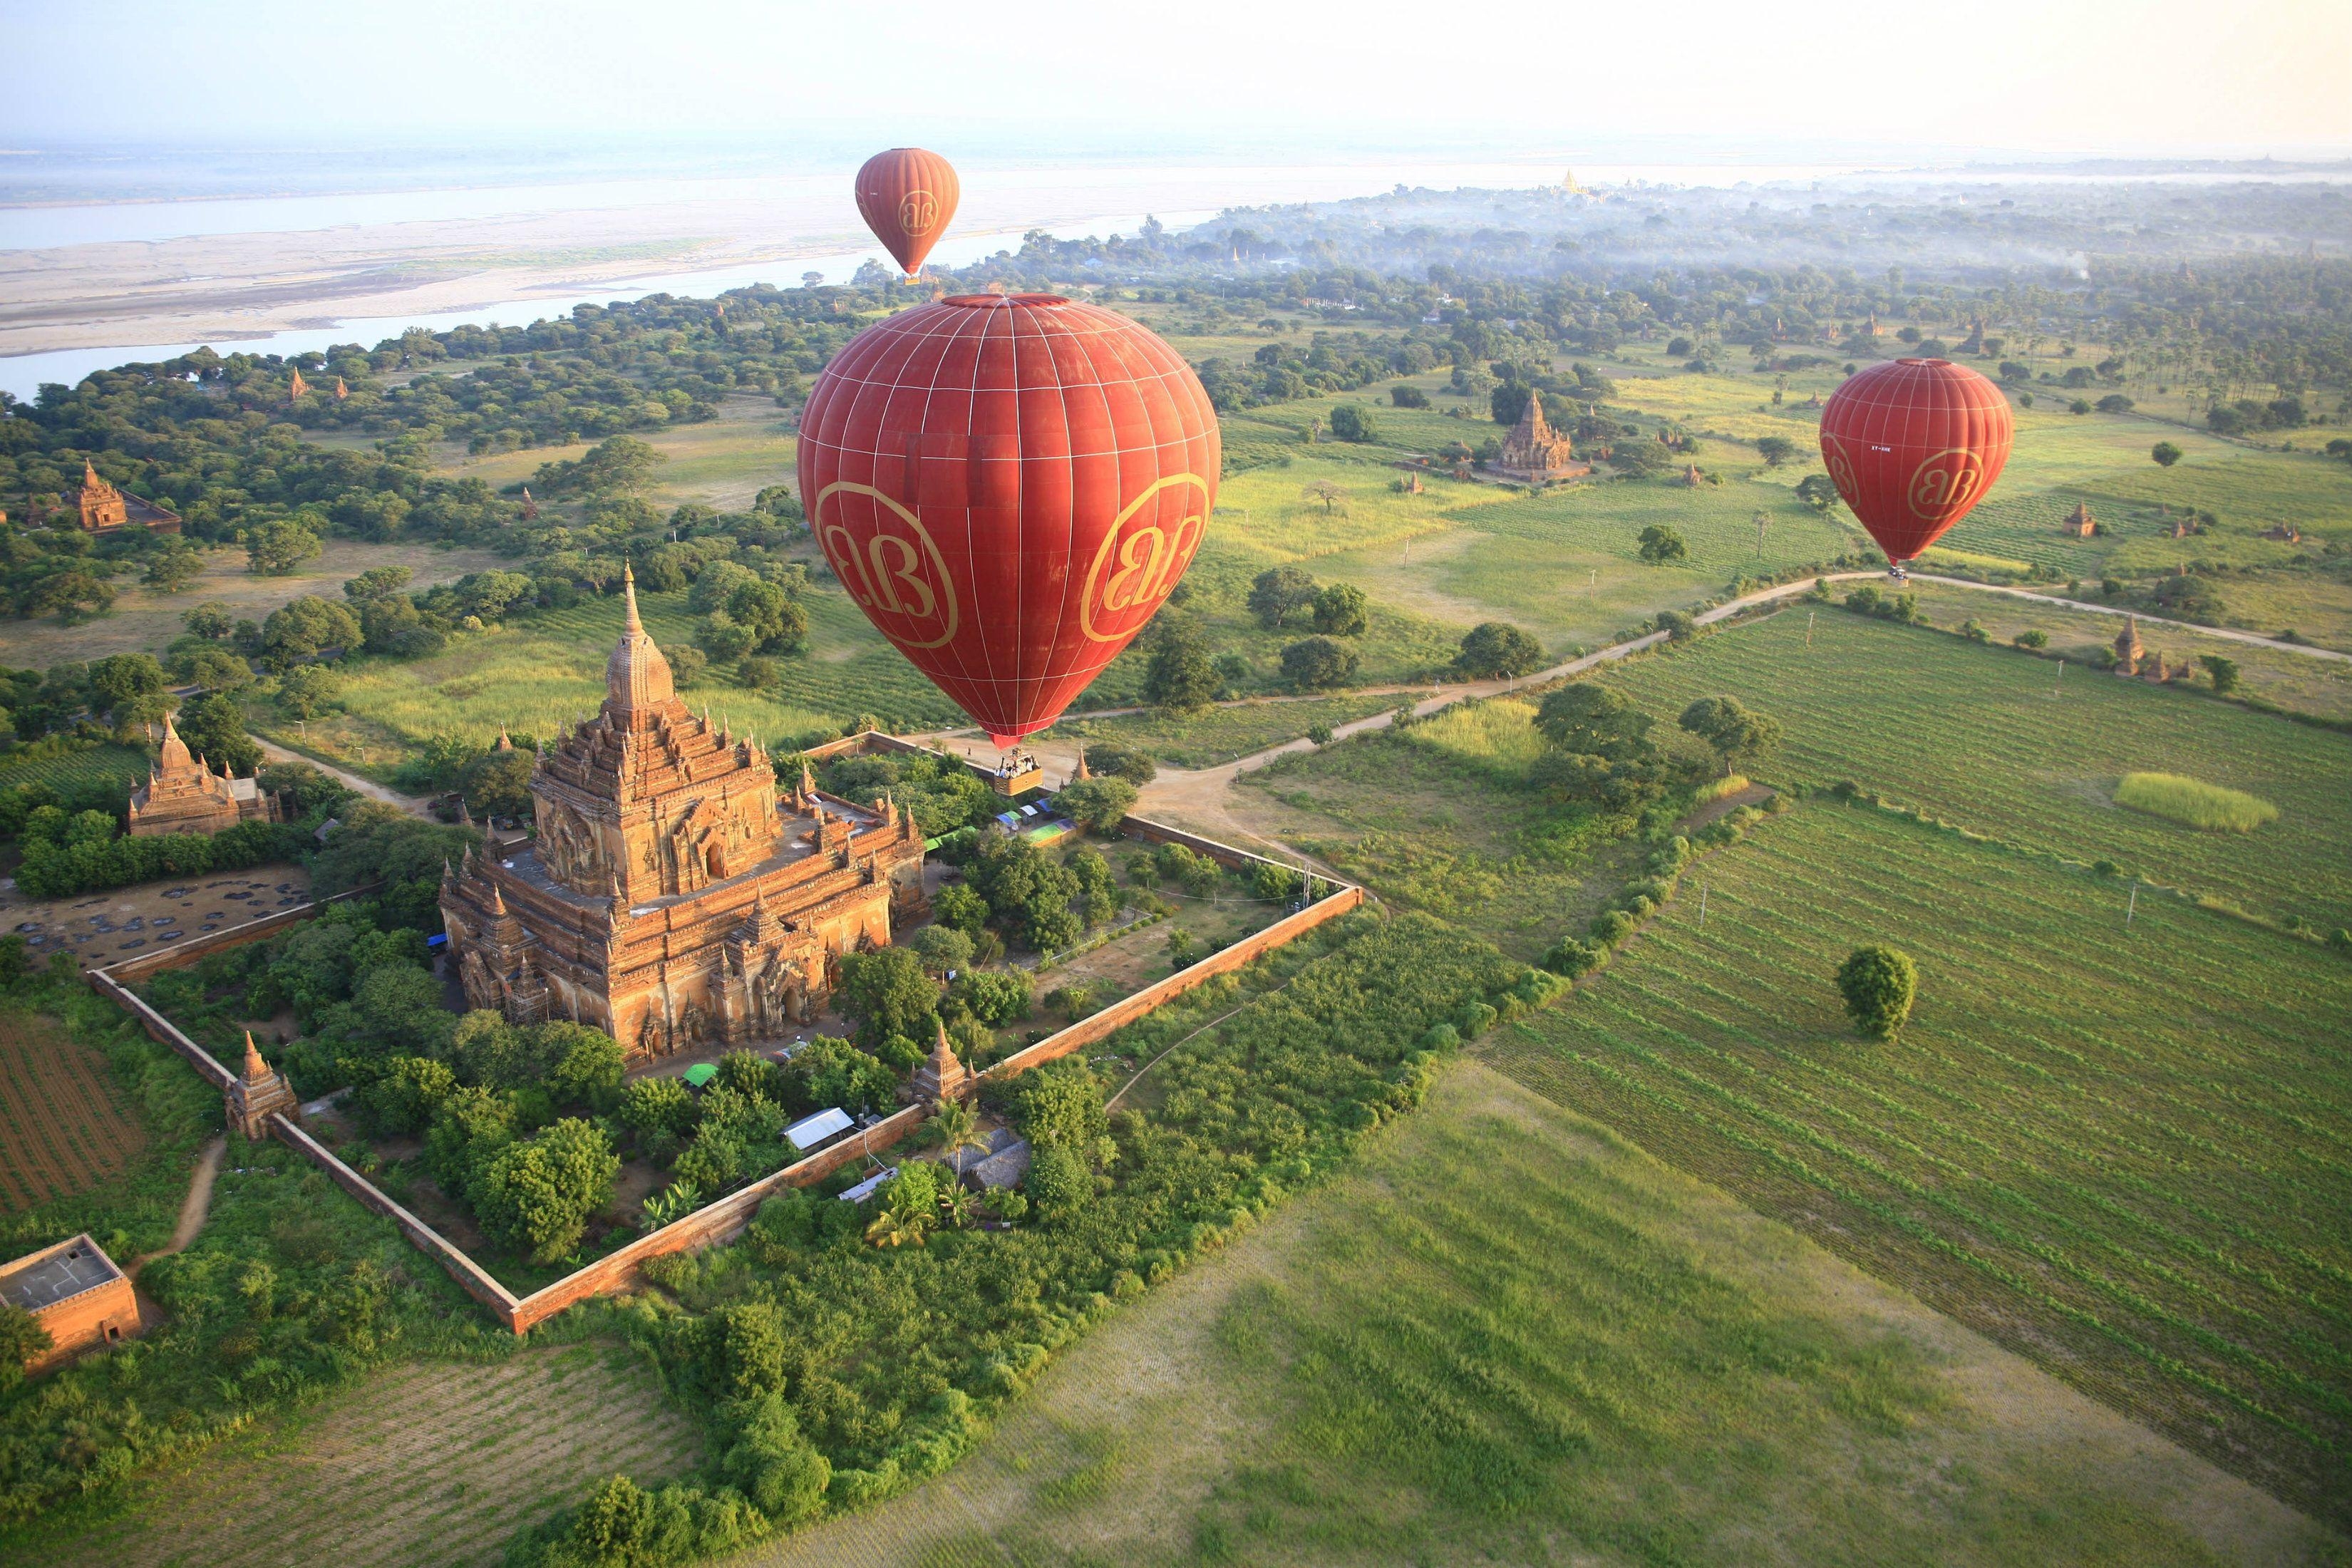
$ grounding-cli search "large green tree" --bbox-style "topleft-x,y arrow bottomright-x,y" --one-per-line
473,1118 -> 621,1264
1678,696 -> 1783,777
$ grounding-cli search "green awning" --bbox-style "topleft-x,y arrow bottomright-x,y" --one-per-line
683,1063 -> 719,1089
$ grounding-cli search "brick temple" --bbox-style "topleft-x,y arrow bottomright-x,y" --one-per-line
127,711 -> 287,837
439,567 -> 927,1059
73,460 -> 182,535
1486,391 -> 1590,483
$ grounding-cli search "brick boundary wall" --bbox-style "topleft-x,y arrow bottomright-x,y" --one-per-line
981,884 -> 1363,1083
95,882 -> 382,986
86,969 -> 238,1093
269,1113 -> 522,1319
503,1102 -> 929,1331
85,736 -> 1368,1334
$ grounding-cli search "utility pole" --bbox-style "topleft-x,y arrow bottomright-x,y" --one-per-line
2126,881 -> 2138,928
1805,610 -> 1815,646
1698,880 -> 1708,928
2056,659 -> 2065,697
1755,511 -> 1768,558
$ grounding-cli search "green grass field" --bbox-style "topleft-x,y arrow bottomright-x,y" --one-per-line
0,741 -> 153,800
1590,607 -> 2352,932
1485,800 -> 2352,1529
1892,581 -> 2352,722
1234,726 -> 1641,959
2115,771 -> 2280,832
738,1061 -> 2342,1568
42,1344 -> 698,1568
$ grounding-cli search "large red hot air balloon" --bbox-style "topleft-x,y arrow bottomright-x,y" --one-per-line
1818,357 -> 2013,575
798,294 -> 1219,748
854,148 -> 959,278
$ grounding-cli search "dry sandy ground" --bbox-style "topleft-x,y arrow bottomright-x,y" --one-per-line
0,861 -> 309,966
0,170 -> 1214,358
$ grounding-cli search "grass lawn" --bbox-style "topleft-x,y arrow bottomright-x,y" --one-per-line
731,1060 -> 2342,1568
1892,580 -> 2352,723
1487,800 -> 2352,1530
1231,726 -> 1640,960
1591,606 -> 2352,932
440,393 -> 797,515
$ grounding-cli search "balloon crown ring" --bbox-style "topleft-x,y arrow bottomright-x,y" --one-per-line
942,293 -> 1071,309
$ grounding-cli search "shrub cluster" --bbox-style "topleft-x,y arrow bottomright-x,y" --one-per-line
504,912 -> 1540,1567
1542,797 -> 1779,979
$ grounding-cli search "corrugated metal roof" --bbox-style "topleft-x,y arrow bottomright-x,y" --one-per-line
785,1107 -> 854,1150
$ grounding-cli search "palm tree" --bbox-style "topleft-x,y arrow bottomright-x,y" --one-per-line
937,1185 -> 981,1232
926,1098 -> 987,1184
865,1203 -> 929,1249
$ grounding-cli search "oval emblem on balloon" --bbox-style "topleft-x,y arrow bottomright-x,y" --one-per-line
1081,475 -> 1210,642
815,482 -> 961,650
897,189 -> 939,237
1820,432 -> 1860,504
1908,448 -> 1986,520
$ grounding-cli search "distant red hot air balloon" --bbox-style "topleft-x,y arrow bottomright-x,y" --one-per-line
1817,358 -> 2013,577
798,294 -> 1219,749
854,148 -> 960,278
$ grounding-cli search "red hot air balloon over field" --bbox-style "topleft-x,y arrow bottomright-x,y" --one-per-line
797,294 -> 1219,748
1817,357 -> 2013,577
855,148 -> 960,278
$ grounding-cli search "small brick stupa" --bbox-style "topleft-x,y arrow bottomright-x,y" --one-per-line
2113,617 -> 2144,676
227,1031 -> 298,1139
73,461 -> 181,536
909,1018 -> 971,1107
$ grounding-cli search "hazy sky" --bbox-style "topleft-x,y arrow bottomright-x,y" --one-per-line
8,0 -> 2348,158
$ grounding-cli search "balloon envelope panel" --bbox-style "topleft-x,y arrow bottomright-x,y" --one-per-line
854,148 -> 961,276
797,294 -> 1219,746
1819,358 -> 2013,564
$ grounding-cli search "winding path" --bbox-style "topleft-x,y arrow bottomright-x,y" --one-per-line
132,1135 -> 225,1276
252,736 -> 437,818
1110,572 -> 2348,845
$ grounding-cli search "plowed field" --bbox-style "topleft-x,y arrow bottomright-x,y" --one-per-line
0,1013 -> 147,1215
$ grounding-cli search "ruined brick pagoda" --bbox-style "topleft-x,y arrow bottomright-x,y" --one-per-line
440,567 -> 927,1061
73,460 -> 181,535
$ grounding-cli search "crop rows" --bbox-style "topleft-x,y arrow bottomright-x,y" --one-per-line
53,1347 -> 699,1568
1486,802 -> 2352,1526
1595,607 -> 2352,929
0,743 -> 150,798
0,1015 -> 146,1215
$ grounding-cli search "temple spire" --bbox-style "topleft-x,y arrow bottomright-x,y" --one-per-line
158,708 -> 192,772
241,1031 -> 272,1084
606,561 -> 675,716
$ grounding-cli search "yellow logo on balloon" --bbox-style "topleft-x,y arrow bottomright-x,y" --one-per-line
815,482 -> 961,649
1081,475 -> 1210,643
1908,448 -> 1985,519
897,189 -> 939,237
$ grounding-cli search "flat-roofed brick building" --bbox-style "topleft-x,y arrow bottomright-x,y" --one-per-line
1,1234 -> 138,1373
